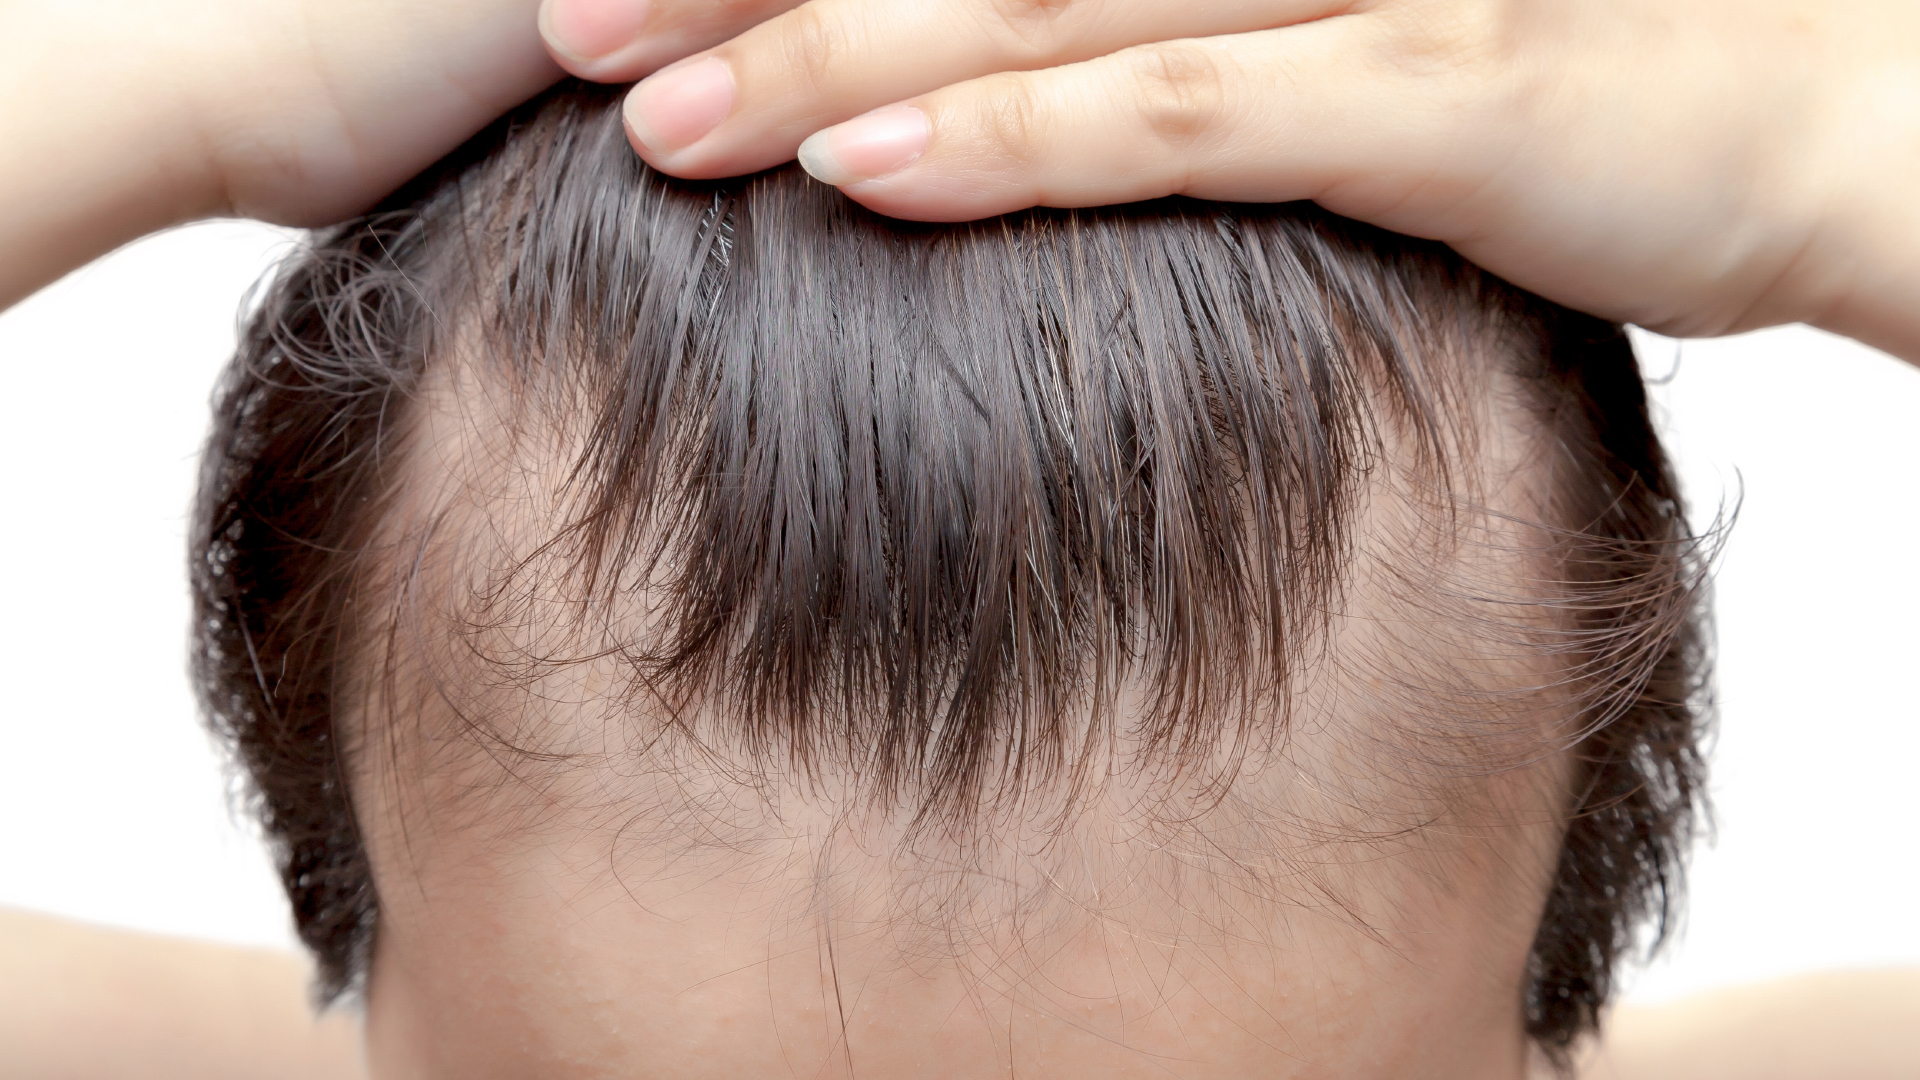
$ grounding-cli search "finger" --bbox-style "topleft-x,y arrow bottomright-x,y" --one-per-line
796,18 -> 1484,226
618,0 -> 1354,179
538,0 -> 808,82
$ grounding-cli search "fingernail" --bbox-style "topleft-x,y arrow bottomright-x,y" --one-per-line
626,57 -> 736,154
540,0 -> 650,62
797,106 -> 930,186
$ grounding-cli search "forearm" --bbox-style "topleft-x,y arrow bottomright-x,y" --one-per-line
0,0 -> 559,313
0,907 -> 366,1080
0,3 -> 223,309
1803,63 -> 1920,364
1575,968 -> 1920,1080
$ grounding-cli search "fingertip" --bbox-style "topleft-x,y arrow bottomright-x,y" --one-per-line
541,0 -> 647,63
621,105 -> 653,162
833,172 -> 1038,224
624,56 -> 736,157
796,133 -> 855,188
619,79 -> 763,181
540,0 -> 672,81
797,106 -> 929,188
830,187 -> 964,222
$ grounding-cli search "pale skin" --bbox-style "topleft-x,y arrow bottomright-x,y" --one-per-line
349,364 -> 1576,1080
1,0 -> 1917,1076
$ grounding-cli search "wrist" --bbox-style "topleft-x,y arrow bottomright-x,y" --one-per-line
170,0 -> 561,228
1785,48 -> 1920,363
0,3 -> 228,308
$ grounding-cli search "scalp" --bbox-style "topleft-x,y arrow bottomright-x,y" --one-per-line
193,80 -> 1711,1062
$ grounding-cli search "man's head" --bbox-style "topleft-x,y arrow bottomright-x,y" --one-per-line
194,82 -> 1709,1078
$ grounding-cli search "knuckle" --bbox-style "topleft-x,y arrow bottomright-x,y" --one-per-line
974,0 -> 1090,63
780,5 -> 852,96
969,74 -> 1049,170
1125,42 -> 1230,151
704,0 -> 778,31
1376,0 -> 1535,131
1379,0 -> 1514,81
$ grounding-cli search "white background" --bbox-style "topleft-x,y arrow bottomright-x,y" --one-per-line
2,221 -> 1915,1006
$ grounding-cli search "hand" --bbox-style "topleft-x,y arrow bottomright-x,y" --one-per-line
0,0 -> 560,307
0,909 -> 366,1080
538,0 -> 1920,358
179,0 -> 561,228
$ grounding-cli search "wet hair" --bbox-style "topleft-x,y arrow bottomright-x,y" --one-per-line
191,81 -> 1711,1066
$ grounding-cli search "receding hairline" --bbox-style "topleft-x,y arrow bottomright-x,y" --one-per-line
190,80 -> 1710,1059
346,196 -> 1570,790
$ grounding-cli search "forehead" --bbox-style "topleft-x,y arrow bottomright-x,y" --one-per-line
352,635 -> 1569,1080
347,343 -> 1573,1078
360,765 -> 1564,1079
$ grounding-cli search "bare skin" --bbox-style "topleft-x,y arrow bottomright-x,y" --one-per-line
2,0 -> 1918,1076
0,907 -> 367,1080
0,0 -> 560,309
1578,970 -> 1920,1080
10,901 -> 1917,1079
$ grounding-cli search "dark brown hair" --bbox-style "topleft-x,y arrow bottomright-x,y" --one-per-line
192,81 -> 1711,1066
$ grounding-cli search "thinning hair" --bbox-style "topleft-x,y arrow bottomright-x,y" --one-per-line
192,81 -> 1712,1065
